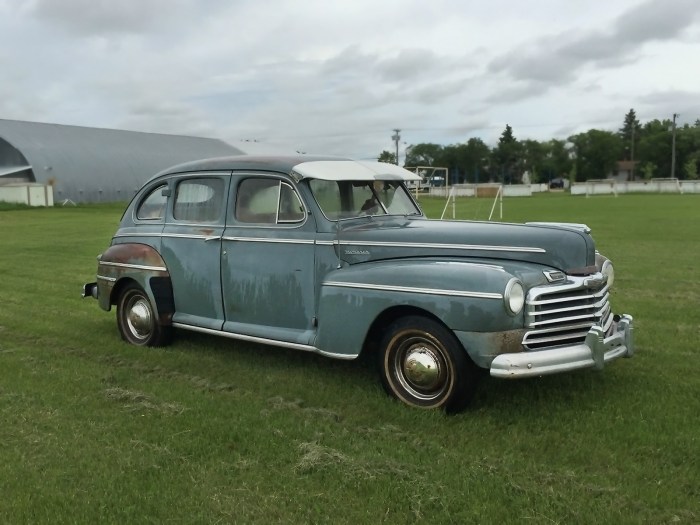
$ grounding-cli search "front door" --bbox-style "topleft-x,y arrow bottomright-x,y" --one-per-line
160,173 -> 229,330
221,174 -> 317,344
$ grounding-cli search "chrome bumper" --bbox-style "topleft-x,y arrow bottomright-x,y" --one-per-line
490,314 -> 634,378
82,282 -> 98,299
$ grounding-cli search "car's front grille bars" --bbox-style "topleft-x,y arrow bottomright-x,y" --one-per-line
523,275 -> 612,350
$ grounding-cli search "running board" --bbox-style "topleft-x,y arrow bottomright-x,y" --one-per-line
171,322 -> 357,360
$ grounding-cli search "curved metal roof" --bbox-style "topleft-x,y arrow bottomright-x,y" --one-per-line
0,119 -> 243,202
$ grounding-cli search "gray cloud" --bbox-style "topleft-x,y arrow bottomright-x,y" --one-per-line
489,0 -> 700,99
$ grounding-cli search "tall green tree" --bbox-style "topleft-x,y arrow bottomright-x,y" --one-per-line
619,109 -> 641,168
568,130 -> 623,181
492,125 -> 522,183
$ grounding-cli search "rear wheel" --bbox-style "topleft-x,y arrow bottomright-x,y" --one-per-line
116,283 -> 172,347
379,316 -> 479,413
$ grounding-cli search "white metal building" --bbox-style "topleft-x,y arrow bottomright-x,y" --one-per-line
0,119 -> 243,203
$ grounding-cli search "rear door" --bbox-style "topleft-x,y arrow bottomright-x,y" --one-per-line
160,173 -> 230,330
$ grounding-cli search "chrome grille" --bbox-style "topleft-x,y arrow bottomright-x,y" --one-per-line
523,274 -> 613,350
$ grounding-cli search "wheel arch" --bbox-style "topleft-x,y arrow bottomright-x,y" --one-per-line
361,305 -> 453,358
110,275 -> 175,326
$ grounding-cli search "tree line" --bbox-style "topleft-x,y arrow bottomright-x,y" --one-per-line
378,110 -> 700,184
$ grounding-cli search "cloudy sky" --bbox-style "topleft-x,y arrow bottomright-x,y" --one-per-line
1,0 -> 699,161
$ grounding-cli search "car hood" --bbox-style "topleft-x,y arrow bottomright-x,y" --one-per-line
334,217 -> 595,272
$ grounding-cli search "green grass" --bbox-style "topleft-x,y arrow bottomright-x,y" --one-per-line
1,194 -> 699,524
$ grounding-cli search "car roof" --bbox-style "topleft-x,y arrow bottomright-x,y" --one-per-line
152,155 -> 420,182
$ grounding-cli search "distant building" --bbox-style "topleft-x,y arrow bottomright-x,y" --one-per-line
0,119 -> 243,203
609,160 -> 639,182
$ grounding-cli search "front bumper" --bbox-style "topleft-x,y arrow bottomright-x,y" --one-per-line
490,314 -> 634,378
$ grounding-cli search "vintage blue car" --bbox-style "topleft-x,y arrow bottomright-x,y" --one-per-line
83,155 -> 634,412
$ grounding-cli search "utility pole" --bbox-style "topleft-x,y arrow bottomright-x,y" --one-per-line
391,129 -> 401,165
671,113 -> 679,179
630,123 -> 636,181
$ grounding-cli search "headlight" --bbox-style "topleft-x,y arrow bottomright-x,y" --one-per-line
602,260 -> 615,288
504,279 -> 525,316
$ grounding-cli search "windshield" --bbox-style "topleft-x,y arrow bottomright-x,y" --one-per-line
309,180 -> 421,220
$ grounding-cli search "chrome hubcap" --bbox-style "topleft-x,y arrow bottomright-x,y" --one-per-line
403,346 -> 442,390
127,298 -> 152,339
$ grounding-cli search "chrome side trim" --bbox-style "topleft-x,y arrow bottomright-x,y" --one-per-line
98,261 -> 167,272
323,281 -> 502,299
171,323 -> 357,360
96,274 -> 117,282
113,232 -> 162,238
222,236 -> 315,245
315,239 -> 544,253
161,233 -> 213,240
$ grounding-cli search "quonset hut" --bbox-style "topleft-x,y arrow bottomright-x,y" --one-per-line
0,119 -> 243,203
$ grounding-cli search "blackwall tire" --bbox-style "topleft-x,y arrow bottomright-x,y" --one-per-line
379,316 -> 479,413
116,283 -> 172,347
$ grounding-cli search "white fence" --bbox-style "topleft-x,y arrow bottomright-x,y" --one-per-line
571,178 -> 700,195
427,183 -> 547,198
0,183 -> 54,206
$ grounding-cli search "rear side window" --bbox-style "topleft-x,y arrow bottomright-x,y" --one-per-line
235,178 -> 305,224
173,178 -> 225,223
136,184 -> 167,220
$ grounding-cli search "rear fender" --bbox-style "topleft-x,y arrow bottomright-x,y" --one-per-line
96,243 -> 174,324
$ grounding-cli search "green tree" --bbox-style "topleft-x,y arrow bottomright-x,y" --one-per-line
683,158 -> 698,180
636,119 -> 672,178
619,109 -> 641,169
540,139 -> 573,183
377,150 -> 396,164
404,143 -> 444,167
568,130 -> 623,181
520,139 -> 545,183
640,162 -> 657,180
492,124 -> 522,183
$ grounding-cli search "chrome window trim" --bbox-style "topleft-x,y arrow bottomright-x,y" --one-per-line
98,261 -> 167,272
323,281 -> 502,300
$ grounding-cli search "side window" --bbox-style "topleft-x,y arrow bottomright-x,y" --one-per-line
136,184 -> 168,220
235,178 -> 305,225
278,182 -> 305,222
173,178 -> 225,223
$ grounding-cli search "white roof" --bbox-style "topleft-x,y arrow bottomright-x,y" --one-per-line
0,165 -> 32,177
292,160 -> 421,181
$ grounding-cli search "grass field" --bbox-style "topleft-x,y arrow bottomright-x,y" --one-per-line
1,194 -> 698,524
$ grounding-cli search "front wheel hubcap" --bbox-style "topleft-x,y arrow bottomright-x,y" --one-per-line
403,346 -> 442,389
127,298 -> 152,339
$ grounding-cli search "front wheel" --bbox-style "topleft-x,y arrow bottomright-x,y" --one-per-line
378,316 -> 479,413
116,283 -> 172,347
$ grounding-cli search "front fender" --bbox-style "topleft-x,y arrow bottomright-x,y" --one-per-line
314,259 -> 523,357
96,243 -> 173,322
